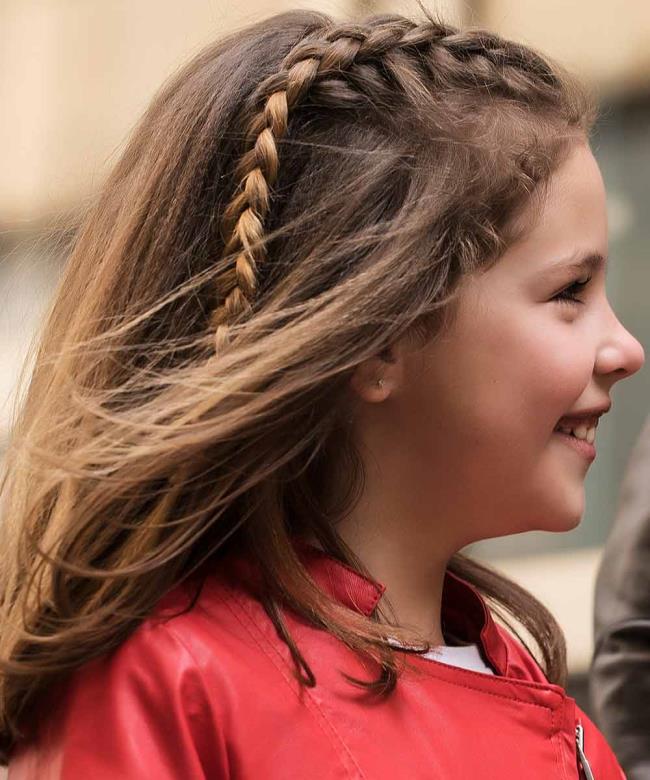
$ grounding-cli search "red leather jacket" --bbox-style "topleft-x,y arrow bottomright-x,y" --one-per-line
8,542 -> 625,779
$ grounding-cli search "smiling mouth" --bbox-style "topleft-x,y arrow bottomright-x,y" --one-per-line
553,422 -> 596,445
553,410 -> 602,443
552,426 -> 597,460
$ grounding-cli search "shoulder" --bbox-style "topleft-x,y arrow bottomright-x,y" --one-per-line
146,564 -> 288,679
8,568 -> 283,778
8,580 -> 234,778
122,563 -> 307,713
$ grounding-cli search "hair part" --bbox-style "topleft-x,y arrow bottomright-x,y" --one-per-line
0,7 -> 596,762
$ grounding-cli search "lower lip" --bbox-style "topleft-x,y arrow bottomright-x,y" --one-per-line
553,430 -> 596,461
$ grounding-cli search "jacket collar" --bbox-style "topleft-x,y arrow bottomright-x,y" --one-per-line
293,539 -> 509,676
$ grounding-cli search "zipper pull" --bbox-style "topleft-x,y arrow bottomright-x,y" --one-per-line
576,722 -> 595,780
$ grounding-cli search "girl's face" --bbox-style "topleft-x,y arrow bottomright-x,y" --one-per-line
360,141 -> 645,547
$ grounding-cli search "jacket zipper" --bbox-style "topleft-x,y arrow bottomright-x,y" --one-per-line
575,722 -> 595,780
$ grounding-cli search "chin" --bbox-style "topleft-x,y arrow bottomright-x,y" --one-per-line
533,499 -> 585,533
538,514 -> 583,533
523,479 -> 587,532
476,511 -> 583,541
498,492 -> 585,535
471,488 -> 586,539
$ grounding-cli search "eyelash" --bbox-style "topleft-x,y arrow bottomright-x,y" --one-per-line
554,275 -> 592,305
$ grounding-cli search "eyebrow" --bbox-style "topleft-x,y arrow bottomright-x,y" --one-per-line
547,251 -> 608,277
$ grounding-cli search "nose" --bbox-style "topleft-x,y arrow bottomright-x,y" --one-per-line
595,303 -> 645,383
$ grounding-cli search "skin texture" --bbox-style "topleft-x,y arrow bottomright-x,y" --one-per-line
343,140 -> 645,645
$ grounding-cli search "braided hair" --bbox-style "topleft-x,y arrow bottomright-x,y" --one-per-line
212,14 -> 579,351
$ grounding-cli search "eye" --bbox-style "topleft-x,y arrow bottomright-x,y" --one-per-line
553,275 -> 592,306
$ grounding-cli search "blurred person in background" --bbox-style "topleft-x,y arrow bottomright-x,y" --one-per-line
592,412 -> 650,780
0,8 -> 643,778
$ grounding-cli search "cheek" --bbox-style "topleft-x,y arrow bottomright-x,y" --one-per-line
461,302 -> 595,430
511,319 -> 595,428
401,305 -> 595,465
395,310 -> 593,541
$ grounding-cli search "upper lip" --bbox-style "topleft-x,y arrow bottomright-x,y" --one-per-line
555,401 -> 612,429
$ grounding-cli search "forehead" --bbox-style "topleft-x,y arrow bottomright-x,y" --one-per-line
496,141 -> 608,278
538,142 -> 606,234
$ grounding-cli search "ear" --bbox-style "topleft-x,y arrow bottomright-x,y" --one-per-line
349,342 -> 403,403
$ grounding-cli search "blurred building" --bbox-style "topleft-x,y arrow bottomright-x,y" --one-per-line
2,0 -> 650,720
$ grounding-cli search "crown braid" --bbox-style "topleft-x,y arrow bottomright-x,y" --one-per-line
210,16 -> 562,352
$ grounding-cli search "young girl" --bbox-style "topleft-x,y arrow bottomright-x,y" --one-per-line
0,9 -> 644,779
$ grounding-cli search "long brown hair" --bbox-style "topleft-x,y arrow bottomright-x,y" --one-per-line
0,8 -> 596,761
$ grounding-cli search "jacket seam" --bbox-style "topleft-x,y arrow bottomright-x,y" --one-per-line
216,582 -> 367,780
409,666 -> 559,710
218,582 -> 558,712
551,703 -> 568,779
219,584 -> 558,711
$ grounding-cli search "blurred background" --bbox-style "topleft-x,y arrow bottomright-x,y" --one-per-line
1,0 -> 649,723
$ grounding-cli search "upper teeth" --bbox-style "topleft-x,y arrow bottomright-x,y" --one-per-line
557,424 -> 596,444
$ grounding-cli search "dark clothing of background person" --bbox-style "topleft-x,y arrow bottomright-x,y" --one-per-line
592,413 -> 650,780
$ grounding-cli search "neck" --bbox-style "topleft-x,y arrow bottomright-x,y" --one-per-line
310,415 -> 466,647
334,504 -> 450,646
